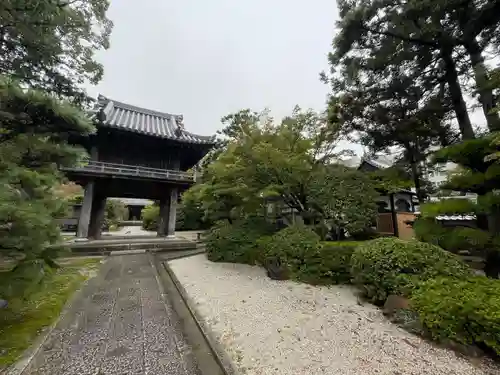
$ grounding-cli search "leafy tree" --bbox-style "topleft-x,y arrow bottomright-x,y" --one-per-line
309,165 -> 378,235
0,77 -> 93,273
0,0 -> 113,104
189,107 -> 378,234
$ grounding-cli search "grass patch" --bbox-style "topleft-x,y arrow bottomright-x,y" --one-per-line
0,257 -> 101,369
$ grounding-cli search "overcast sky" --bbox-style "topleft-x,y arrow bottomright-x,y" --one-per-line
86,0 -> 339,138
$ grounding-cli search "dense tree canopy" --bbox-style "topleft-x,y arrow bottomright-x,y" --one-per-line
0,77 -> 93,267
0,0 -> 113,104
188,107 -> 379,235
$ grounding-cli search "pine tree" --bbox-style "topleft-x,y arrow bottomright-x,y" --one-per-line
0,77 -> 93,297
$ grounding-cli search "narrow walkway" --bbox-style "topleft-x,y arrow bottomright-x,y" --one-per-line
22,255 -> 200,375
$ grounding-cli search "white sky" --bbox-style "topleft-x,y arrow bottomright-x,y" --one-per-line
86,0 -> 338,139
85,0 -> 487,157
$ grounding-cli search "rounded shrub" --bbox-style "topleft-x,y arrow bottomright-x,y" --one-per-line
259,225 -> 321,276
309,242 -> 360,284
259,228 -> 358,285
350,237 -> 472,303
204,217 -> 275,265
411,276 -> 500,355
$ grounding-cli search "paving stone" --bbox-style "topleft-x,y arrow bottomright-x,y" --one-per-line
21,254 -> 200,375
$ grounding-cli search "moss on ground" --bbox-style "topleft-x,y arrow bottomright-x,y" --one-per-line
0,257 -> 101,369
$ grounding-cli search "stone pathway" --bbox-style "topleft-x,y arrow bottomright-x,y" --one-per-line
21,254 -> 200,375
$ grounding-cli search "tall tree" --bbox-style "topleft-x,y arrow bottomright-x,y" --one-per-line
0,0 -> 113,104
331,0 -> 500,137
328,58 -> 456,202
0,77 -> 93,274
190,107 -> 378,234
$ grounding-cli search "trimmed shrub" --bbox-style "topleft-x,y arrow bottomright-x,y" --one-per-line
306,242 -> 360,284
204,218 -> 275,264
411,276 -> 500,355
259,225 -> 322,278
259,228 -> 360,284
351,237 -> 472,303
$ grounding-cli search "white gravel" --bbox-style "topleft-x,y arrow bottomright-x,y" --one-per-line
168,254 -> 499,375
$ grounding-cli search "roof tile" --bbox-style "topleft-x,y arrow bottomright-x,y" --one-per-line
96,95 -> 215,144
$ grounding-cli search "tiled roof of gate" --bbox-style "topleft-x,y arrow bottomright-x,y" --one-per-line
95,95 -> 215,144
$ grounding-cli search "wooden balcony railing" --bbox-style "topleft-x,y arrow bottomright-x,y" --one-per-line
61,161 -> 195,182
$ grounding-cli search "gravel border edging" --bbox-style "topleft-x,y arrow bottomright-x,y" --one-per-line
162,260 -> 241,375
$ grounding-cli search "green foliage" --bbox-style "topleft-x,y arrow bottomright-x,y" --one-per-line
411,276 -> 500,355
419,199 -> 477,218
350,238 -> 472,303
188,107 -> 376,231
441,227 -> 492,254
415,217 -> 494,255
141,204 -> 159,231
204,218 -> 276,265
0,258 -> 100,368
0,79 -> 92,268
309,165 -> 379,234
258,225 -> 322,276
259,227 -> 362,285
104,200 -> 128,228
413,218 -> 447,247
0,0 -> 113,104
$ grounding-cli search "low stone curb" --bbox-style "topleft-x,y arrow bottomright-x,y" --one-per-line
160,258 -> 240,375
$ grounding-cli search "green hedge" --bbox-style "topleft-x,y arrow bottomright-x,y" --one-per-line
351,237 -> 472,304
204,218 -> 276,264
306,242 -> 359,284
259,226 -> 361,285
411,276 -> 500,355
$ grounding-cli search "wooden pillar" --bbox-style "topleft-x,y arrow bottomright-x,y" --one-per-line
167,188 -> 178,237
157,196 -> 170,237
76,180 -> 94,239
88,195 -> 106,239
389,193 -> 399,238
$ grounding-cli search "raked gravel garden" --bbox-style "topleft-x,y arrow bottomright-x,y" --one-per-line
169,254 -> 499,375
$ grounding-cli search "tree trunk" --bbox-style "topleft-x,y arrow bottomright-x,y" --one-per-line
484,250 -> 500,279
441,48 -> 475,140
464,38 -> 500,132
483,206 -> 500,279
407,144 -> 425,204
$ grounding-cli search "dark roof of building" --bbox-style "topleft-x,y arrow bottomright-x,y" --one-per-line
95,95 -> 215,145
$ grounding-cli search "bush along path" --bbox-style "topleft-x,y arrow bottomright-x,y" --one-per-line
204,220 -> 500,363
15,254 -> 200,375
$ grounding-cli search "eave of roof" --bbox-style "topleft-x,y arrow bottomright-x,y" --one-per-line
95,95 -> 216,145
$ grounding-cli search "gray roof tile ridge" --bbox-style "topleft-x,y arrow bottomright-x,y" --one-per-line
99,95 -> 179,119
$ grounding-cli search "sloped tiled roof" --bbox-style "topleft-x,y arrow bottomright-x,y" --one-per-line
95,95 -> 215,145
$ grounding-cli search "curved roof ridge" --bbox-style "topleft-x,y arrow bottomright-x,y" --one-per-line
96,94 -> 215,145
